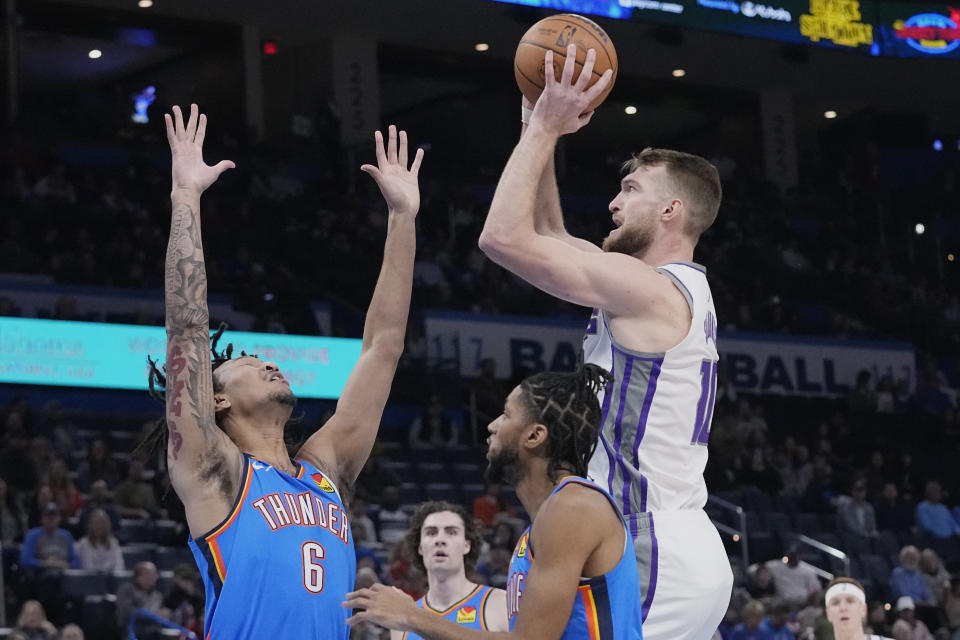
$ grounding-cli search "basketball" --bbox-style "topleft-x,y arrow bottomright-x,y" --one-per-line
514,14 -> 618,112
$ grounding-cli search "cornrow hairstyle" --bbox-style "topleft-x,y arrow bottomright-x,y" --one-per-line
404,501 -> 483,575
518,363 -> 613,480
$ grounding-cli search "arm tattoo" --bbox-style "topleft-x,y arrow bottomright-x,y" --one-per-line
165,203 -> 210,329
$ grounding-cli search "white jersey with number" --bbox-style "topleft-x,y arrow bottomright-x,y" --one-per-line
583,261 -> 718,523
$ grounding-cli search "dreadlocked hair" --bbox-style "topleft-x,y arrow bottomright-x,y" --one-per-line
134,323 -> 250,463
518,363 -> 613,480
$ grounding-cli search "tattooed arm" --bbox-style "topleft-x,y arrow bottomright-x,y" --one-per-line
296,125 -> 423,490
163,104 -> 242,537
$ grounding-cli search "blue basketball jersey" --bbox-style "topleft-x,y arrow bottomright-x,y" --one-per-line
505,477 -> 643,640
188,454 -> 355,639
400,584 -> 497,640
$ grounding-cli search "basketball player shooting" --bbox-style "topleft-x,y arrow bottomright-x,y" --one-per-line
345,365 -> 643,640
478,46 -> 733,639
160,104 -> 423,639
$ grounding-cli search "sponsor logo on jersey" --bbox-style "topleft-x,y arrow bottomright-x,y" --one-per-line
515,533 -> 528,558
312,473 -> 336,493
456,606 -> 477,624
251,460 -> 271,471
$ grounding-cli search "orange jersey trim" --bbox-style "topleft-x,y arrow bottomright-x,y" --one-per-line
204,460 -> 253,542
479,586 -> 494,630
423,584 -> 484,616
578,585 -> 601,640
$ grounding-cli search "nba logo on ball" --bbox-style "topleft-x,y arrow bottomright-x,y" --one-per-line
457,607 -> 478,624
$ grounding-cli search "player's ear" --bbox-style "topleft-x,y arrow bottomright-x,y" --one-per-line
661,198 -> 683,221
524,423 -> 548,449
214,393 -> 231,413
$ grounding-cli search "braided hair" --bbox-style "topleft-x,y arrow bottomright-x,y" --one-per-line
517,363 -> 613,480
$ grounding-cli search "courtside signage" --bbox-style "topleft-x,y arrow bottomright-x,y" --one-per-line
0,317 -> 361,399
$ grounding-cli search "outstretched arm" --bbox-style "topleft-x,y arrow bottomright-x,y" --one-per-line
296,125 -> 423,489
522,96 -> 600,254
163,104 -> 242,519
344,487 -> 619,640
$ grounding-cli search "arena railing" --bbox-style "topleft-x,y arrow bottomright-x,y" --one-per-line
707,494 -> 749,574
128,608 -> 198,640
794,533 -> 851,580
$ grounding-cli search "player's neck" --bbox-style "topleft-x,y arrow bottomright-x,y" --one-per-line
834,627 -> 865,640
426,570 -> 476,611
515,459 -> 564,522
229,422 -> 296,474
638,236 -> 694,268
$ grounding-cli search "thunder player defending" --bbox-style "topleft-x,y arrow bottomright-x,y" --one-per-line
478,46 -> 732,639
391,501 -> 508,640
346,364 -> 642,639
162,104 -> 423,638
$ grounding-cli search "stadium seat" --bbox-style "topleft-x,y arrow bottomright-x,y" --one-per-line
61,569 -> 109,598
796,513 -> 821,535
119,519 -> 154,543
399,482 -> 424,504
451,463 -> 482,484
382,461 -> 417,483
424,483 -> 460,503
743,487 -> 772,514
766,512 -> 792,533
416,462 -> 447,482
875,530 -> 900,557
122,543 -> 157,567
81,595 -> 116,638
155,546 -> 195,571
0,628 -> 11,638
748,531 -> 779,563
858,553 -> 891,598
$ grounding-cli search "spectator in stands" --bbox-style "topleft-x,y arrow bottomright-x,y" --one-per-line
863,451 -> 888,500
354,454 -> 400,504
765,550 -> 822,607
916,481 -> 960,541
876,375 -> 897,414
116,561 -> 165,638
0,428 -> 37,493
747,564 -> 777,602
943,575 -> 960,633
890,546 -> 933,605
759,601 -> 794,640
48,457 -> 83,518
472,357 -> 506,425
27,486 -> 54,528
349,496 -> 378,544
163,563 -> 203,634
28,437 -> 54,485
39,401 -> 74,459
0,476 -> 26,544
114,458 -> 162,520
891,596 -> 934,640
800,454 -> 835,513
76,438 -> 120,491
918,549 -> 950,608
13,599 -> 58,640
408,394 -> 458,449
20,502 -> 79,571
837,479 -> 879,540
876,483 -> 914,533
77,479 -> 121,534
75,508 -> 124,573
376,486 -> 409,545
731,600 -> 773,640
867,600 -> 893,637
58,624 -> 84,640
848,370 -> 878,415
472,482 -> 506,528
386,538 -> 424,598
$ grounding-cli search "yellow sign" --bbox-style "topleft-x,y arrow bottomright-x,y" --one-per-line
800,0 -> 874,47
456,607 -> 478,624
516,534 -> 528,559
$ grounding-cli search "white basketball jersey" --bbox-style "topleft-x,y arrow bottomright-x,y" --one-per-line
583,262 -> 718,525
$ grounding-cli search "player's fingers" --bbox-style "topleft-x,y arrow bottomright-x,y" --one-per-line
544,50 -> 556,89
195,114 -> 208,147
372,130 -> 387,168
560,43 -> 577,86
398,130 -> 409,168
345,612 -> 368,626
164,114 -> 176,146
410,147 -> 425,176
577,49 -> 596,90
386,124 -> 398,164
186,103 -> 199,141
585,68 -> 613,101
172,105 -> 185,137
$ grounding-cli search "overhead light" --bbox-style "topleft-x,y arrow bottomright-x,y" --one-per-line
933,139 -> 943,151
138,0 -> 153,7
948,254 -> 955,262
672,68 -> 686,77
915,223 -> 925,235
624,105 -> 637,115
262,40 -> 278,55
824,110 -> 837,119
474,43 -> 490,52
88,49 -> 102,59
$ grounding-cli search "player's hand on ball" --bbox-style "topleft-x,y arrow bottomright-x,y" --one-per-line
344,583 -> 417,631
164,103 -> 235,196
361,124 -> 425,217
531,44 -> 613,136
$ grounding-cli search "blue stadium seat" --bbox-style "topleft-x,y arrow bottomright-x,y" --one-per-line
858,554 -> 891,598
119,519 -> 154,543
451,463 -> 482,484
796,513 -> 821,535
399,482 -> 424,504
743,487 -> 772,514
748,531 -> 779,563
382,461 -> 417,483
121,543 -> 157,568
424,483 -> 460,503
155,546 -> 195,571
766,512 -> 792,533
81,595 -> 116,638
61,569 -> 109,598
417,462 -> 447,482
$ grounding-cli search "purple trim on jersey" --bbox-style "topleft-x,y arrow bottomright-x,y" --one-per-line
641,516 -> 659,623
628,513 -> 638,538
607,354 -> 635,493
639,474 -> 648,513
600,342 -> 616,481
626,359 -> 661,515
663,260 -> 707,273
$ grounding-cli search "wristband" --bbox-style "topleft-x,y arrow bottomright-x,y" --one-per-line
521,106 -> 533,125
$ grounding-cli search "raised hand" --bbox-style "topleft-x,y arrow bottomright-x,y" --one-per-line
530,44 -> 613,136
361,124 -> 425,217
164,103 -> 235,195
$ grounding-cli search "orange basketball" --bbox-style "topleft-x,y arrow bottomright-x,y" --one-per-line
514,13 -> 618,112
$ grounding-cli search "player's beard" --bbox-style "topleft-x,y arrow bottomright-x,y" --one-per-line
268,390 -> 297,408
485,442 -> 523,485
602,220 -> 654,257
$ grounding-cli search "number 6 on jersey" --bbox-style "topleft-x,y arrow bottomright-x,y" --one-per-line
302,541 -> 326,593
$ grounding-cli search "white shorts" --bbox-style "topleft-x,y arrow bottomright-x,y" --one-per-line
632,509 -> 733,640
